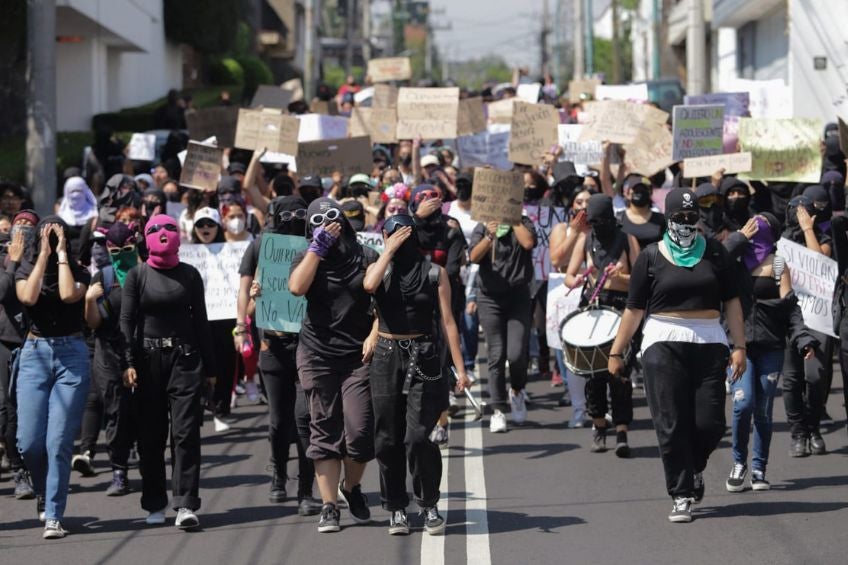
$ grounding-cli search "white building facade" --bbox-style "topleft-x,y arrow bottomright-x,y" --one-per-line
56,0 -> 183,131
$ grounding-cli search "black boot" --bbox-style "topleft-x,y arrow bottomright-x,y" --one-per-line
269,469 -> 287,503
789,436 -> 810,458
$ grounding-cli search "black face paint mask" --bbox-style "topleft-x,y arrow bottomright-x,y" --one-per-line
630,189 -> 651,208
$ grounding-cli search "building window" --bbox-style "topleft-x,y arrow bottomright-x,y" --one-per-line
737,21 -> 756,79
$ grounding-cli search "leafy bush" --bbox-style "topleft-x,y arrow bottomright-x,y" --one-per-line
237,55 -> 274,100
209,57 -> 245,86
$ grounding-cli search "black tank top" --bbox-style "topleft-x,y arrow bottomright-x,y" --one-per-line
752,276 -> 780,300
375,261 -> 437,335
621,211 -> 665,249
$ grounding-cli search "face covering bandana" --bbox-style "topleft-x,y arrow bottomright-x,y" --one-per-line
109,248 -> 139,286
495,224 -> 511,238
227,217 -> 246,235
663,225 -> 705,267
10,225 -> 35,254
630,190 -> 651,208
144,214 -> 180,270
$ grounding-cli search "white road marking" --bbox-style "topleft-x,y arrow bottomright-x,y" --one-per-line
420,422 -> 449,565
464,418 -> 492,565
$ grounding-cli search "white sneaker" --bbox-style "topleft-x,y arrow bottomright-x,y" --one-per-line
146,508 -> 167,525
466,369 -> 477,384
509,389 -> 527,424
489,410 -> 508,433
245,380 -> 260,403
214,417 -> 231,433
175,507 -> 200,529
235,382 -> 246,395
230,392 -> 238,409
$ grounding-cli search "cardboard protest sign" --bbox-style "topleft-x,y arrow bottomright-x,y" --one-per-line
568,78 -> 601,103
508,101 -> 560,165
471,168 -> 524,225
457,97 -> 487,136
595,83 -> 649,102
297,114 -> 350,142
557,125 -> 603,165
356,231 -> 385,253
373,84 -> 399,109
310,99 -> 339,115
839,117 -> 848,154
251,85 -> 293,109
396,87 -> 460,139
128,133 -> 156,161
724,79 -> 791,119
776,238 -> 838,338
579,100 -> 667,145
683,152 -> 753,178
367,57 -> 412,82
457,129 -> 512,171
486,99 -> 514,124
517,83 -> 542,103
256,234 -> 309,333
179,141 -> 223,191
350,107 -> 398,144
524,205 -> 568,281
235,109 -> 300,154
684,92 -> 750,117
624,122 -> 675,176
738,118 -> 822,183
179,241 -> 251,321
185,107 -> 238,148
671,104 -> 725,161
546,273 -> 582,349
297,136 -> 372,177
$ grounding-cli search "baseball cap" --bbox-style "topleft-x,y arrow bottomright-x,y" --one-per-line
193,207 -> 221,225
664,188 -> 698,216
299,175 -> 322,189
340,200 -> 366,231
227,162 -> 247,175
421,155 -> 440,168
349,173 -> 372,187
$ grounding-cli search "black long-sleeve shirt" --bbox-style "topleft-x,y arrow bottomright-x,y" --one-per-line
119,262 -> 214,378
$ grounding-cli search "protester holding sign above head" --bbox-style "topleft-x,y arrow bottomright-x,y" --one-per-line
120,214 -> 216,530
289,198 -> 379,533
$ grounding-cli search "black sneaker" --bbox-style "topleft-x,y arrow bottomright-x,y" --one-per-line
422,506 -> 445,535
13,469 -> 36,500
71,450 -> 96,477
751,469 -> 770,491
105,469 -> 130,496
318,503 -> 341,533
614,431 -> 630,458
726,462 -> 747,492
590,427 -> 607,453
668,497 -> 693,523
789,436 -> 810,458
389,509 -> 410,535
269,469 -> 287,503
810,434 -> 827,455
693,472 -> 705,504
298,497 -> 323,516
338,481 -> 371,524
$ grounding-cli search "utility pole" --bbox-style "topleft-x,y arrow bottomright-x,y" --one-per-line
686,0 -> 706,94
393,0 -> 405,56
345,0 -> 355,76
573,0 -> 584,79
554,0 -> 562,88
584,0 -> 594,76
540,0 -> 550,76
611,0 -> 620,82
362,0 -> 371,63
304,0 -> 315,100
652,0 -> 661,79
26,0 -> 56,215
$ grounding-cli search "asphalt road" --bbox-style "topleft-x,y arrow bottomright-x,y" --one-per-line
2,357 -> 848,565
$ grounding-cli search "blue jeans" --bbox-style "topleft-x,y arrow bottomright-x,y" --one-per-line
16,336 -> 90,521
729,348 -> 783,472
460,308 -> 479,371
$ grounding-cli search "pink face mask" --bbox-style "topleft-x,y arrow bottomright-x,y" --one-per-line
144,214 -> 180,269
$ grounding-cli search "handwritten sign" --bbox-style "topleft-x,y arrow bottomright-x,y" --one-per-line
471,168 -> 524,225
235,109 -> 300,154
685,92 -> 751,153
251,85 -> 293,109
568,78 -> 600,103
557,125 -> 603,165
179,241 -> 251,321
256,234 -> 309,333
738,118 -> 823,183
367,57 -> 412,82
486,99 -> 514,124
546,273 -> 582,349
517,83 -> 542,103
396,87 -> 460,139
457,129 -> 512,170
508,101 -> 559,165
683,152 -> 753,178
185,107 -> 238,148
297,136 -> 373,178
128,133 -> 156,161
457,97 -> 487,136
579,100 -> 667,145
373,84 -> 399,109
595,83 -> 649,102
776,238 -> 838,337
179,142 -> 222,191
524,205 -> 568,281
350,107 -> 398,144
356,231 -> 385,253
297,114 -> 350,142
624,121 -> 675,176
672,104 -> 725,161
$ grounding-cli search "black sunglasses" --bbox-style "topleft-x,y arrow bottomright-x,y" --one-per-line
670,211 -> 700,224
108,245 -> 136,255
195,220 -> 218,229
279,209 -> 307,222
309,208 -> 341,226
145,223 -> 179,236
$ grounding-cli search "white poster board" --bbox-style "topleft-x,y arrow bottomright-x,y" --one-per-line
546,273 -> 582,350
776,238 -> 838,338
179,241 -> 252,321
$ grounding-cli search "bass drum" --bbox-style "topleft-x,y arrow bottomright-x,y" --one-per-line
559,306 -> 625,377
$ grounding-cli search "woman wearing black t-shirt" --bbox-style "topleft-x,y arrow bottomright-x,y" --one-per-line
15,217 -> 91,539
289,198 -> 379,533
608,189 -> 746,524
363,214 -> 470,536
619,176 -> 665,255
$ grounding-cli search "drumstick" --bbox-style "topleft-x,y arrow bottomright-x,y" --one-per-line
588,268 -> 610,304
565,266 -> 595,296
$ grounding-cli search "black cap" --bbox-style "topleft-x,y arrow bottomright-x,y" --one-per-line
341,199 -> 365,231
553,161 -> 578,182
299,175 -> 322,189
664,188 -> 697,216
227,162 -> 247,175
623,174 -> 650,192
695,182 -> 717,199
217,175 -> 241,194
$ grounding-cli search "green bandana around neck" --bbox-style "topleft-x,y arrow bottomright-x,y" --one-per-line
495,224 -> 511,238
110,249 -> 139,287
662,231 -> 705,267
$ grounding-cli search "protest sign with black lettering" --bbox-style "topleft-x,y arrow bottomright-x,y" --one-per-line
297,114 -> 350,142
251,85 -> 293,109
457,97 -> 487,136
508,101 -> 560,165
671,104 -> 725,161
128,133 -> 156,161
396,87 -> 460,139
179,142 -> 223,191
486,99 -> 514,124
456,128 -> 512,170
356,231 -> 385,253
256,234 -> 309,333
624,121 -> 675,176
180,240 -> 252,321
683,152 -> 752,178
185,107 -> 238,148
524,205 -> 568,280
579,100 -> 666,145
545,273 -> 582,349
297,136 -> 373,178
685,92 -> 751,154
738,118 -> 822,183
373,84 -> 399,109
557,125 -> 603,165
350,107 -> 398,144
471,168 -> 524,225
776,238 -> 838,337
235,109 -> 300,154
367,57 -> 412,82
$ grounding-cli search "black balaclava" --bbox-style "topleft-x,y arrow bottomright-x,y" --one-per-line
306,197 -> 362,282
268,196 -> 307,236
695,182 -> 725,238
383,214 -> 425,294
586,193 -> 616,243
32,216 -> 74,290
782,194 -> 814,243
720,177 -> 752,230
409,185 -> 444,250
803,184 -> 832,226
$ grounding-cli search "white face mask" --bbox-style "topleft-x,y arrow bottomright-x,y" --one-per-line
226,217 -> 246,234
667,220 -> 698,248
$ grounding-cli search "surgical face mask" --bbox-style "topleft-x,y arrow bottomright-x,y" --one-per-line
667,212 -> 699,248
226,217 -> 246,234
630,189 -> 651,208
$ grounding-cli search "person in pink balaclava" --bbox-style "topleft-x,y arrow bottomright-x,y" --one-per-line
119,214 -> 216,530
